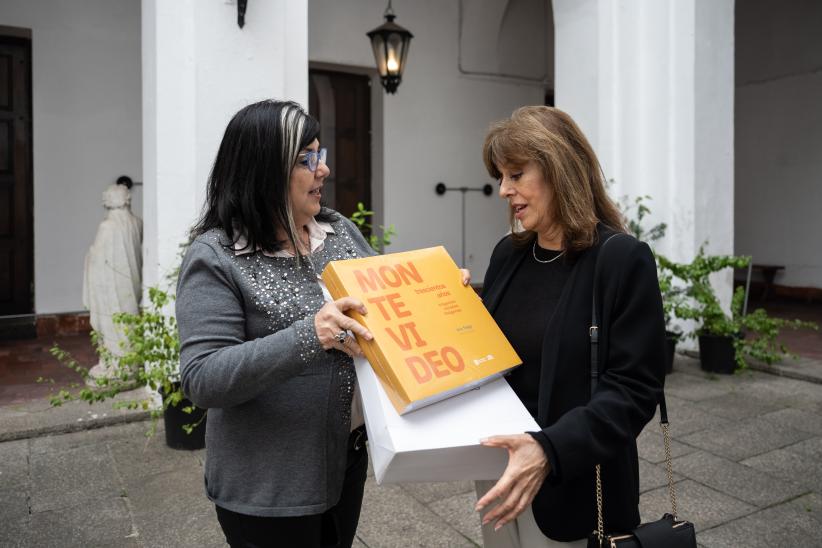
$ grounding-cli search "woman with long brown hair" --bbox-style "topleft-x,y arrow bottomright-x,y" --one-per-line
475,106 -> 665,547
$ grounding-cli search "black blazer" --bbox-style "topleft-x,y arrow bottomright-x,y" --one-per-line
482,226 -> 665,541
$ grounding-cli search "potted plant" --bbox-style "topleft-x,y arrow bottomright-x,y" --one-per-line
658,248 -> 816,373
48,285 -> 206,449
655,261 -> 686,373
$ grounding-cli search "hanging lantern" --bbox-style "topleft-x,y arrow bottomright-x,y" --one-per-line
366,1 -> 413,94
237,0 -> 247,28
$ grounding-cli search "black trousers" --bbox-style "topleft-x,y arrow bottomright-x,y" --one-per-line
216,432 -> 368,548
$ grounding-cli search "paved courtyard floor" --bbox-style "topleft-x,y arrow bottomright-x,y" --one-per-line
1,354 -> 821,547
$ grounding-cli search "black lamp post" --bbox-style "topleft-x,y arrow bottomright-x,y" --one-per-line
237,0 -> 247,28
366,1 -> 413,94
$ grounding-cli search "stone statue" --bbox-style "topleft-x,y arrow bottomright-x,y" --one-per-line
82,181 -> 143,383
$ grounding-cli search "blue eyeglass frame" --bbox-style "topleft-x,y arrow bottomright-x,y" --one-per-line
298,148 -> 327,172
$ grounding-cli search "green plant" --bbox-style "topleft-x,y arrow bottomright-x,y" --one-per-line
47,285 -> 203,436
657,250 -> 750,337
349,202 -> 397,252
621,194 -> 667,244
733,290 -> 816,368
658,248 -> 817,370
656,260 -> 687,333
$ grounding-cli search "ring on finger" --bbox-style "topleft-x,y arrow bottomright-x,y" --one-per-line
334,330 -> 349,344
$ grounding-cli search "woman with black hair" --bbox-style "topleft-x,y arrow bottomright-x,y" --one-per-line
176,100 -> 377,547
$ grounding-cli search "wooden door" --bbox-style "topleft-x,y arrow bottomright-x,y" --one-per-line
309,70 -> 371,219
0,38 -> 33,315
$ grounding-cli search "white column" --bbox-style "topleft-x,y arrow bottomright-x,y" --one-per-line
141,0 -> 196,291
142,0 -> 309,289
553,0 -> 734,265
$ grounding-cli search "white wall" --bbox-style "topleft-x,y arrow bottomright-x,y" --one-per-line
142,0 -> 308,288
309,0 -> 547,278
460,0 -> 553,83
694,0 -> 735,260
554,0 -> 735,265
554,0 -> 735,341
735,0 -> 822,289
0,0 -> 142,314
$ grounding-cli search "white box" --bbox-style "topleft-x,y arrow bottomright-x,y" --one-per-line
355,356 -> 539,484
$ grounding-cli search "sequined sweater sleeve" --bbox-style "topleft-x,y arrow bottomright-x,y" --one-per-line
176,238 -> 324,409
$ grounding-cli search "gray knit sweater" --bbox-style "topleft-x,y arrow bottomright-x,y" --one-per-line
176,213 -> 375,517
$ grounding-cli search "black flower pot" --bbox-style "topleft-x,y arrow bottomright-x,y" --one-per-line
162,386 -> 206,450
664,331 -> 679,374
698,333 -> 737,375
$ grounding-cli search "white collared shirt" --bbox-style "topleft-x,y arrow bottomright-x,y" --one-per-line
233,217 -> 336,257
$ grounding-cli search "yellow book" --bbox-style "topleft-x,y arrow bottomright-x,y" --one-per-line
322,246 -> 521,415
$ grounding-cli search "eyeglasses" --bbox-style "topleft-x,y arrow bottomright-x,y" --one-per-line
297,148 -> 327,172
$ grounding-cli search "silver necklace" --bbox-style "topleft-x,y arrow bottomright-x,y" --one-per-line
532,241 -> 565,264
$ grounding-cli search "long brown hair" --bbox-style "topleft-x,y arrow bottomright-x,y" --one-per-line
483,106 -> 625,251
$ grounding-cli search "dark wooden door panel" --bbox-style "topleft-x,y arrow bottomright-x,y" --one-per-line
0,120 -> 11,173
0,38 -> 33,315
0,54 -> 10,109
309,69 -> 371,220
0,249 -> 12,302
0,184 -> 12,235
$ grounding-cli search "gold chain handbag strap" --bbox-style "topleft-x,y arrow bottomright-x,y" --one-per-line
592,418 -> 678,547
589,234 -> 678,545
661,421 -> 678,519
595,464 -> 605,543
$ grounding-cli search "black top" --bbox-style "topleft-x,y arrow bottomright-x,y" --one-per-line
494,242 -> 571,417
482,226 -> 665,542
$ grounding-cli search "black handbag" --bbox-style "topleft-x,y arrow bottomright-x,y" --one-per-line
586,235 -> 697,548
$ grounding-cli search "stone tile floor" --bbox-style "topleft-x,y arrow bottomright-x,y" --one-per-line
1,354 -> 821,547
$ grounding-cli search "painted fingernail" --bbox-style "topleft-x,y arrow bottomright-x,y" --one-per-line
494,523 -> 503,531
